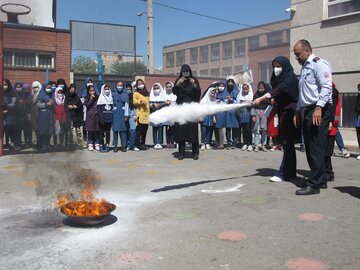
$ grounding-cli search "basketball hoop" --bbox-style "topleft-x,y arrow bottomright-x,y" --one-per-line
1,3 -> 31,24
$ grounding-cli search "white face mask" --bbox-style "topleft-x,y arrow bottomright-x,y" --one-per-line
3,85 -> 8,91
45,88 -> 52,94
117,86 -> 123,91
104,89 -> 110,96
87,83 -> 93,87
57,93 -> 64,98
153,88 -> 161,95
137,84 -> 144,90
274,67 -> 283,77
218,86 -> 225,92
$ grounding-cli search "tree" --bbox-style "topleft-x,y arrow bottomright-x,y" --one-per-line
72,56 -> 97,74
110,61 -> 147,76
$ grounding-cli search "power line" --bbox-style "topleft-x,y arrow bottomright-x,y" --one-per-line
138,0 -> 276,31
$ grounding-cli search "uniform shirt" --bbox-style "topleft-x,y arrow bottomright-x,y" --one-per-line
296,54 -> 332,111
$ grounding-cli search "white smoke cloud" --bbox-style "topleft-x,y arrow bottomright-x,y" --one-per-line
149,102 -> 252,125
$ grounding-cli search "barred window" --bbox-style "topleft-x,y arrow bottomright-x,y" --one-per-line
4,49 -> 55,69
38,53 -> 53,69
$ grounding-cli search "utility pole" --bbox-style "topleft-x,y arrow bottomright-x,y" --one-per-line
147,0 -> 154,74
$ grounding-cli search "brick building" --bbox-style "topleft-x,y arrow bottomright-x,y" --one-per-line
3,23 -> 71,85
163,20 -> 290,88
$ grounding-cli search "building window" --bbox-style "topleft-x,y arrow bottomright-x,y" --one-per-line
176,50 -> 185,66
267,31 -> 284,46
210,68 -> 220,77
200,69 -> 208,76
249,36 -> 260,50
200,45 -> 208,63
235,39 -> 245,57
4,49 -> 55,69
222,41 -> 232,59
222,66 -> 232,76
210,43 -> 220,61
327,0 -> 360,18
190,47 -> 198,64
259,61 -> 273,83
166,52 -> 174,67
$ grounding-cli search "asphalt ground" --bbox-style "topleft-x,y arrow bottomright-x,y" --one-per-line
0,144 -> 359,270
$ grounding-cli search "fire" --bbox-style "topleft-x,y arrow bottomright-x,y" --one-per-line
56,175 -> 113,217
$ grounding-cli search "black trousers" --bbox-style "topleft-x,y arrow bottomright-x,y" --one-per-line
136,123 -> 148,147
239,122 -> 252,145
178,141 -> 199,156
99,123 -> 111,146
325,136 -> 335,182
302,105 -> 332,188
357,126 -> 360,149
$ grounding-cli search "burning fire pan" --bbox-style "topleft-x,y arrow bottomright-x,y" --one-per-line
60,201 -> 116,226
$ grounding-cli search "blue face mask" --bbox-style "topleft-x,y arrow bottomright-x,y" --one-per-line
51,86 -> 56,91
58,84 -> 65,89
117,86 -> 123,92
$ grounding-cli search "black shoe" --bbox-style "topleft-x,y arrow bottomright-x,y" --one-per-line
113,146 -> 119,152
120,146 -> 127,152
139,145 -> 147,151
328,175 -> 335,182
295,185 -> 320,195
193,154 -> 199,160
178,154 -> 184,160
320,183 -> 327,189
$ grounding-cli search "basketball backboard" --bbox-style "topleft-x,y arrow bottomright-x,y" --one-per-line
0,0 -> 56,28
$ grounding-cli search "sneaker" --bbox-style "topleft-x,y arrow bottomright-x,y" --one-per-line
200,144 -> 206,151
254,146 -> 259,152
157,144 -> 163,149
247,145 -> 253,152
241,144 -> 248,151
270,146 -> 277,151
341,149 -> 350,158
95,144 -> 100,151
105,146 -> 110,152
205,144 -> 211,150
261,145 -> 268,152
88,144 -> 94,151
357,155 -> 360,160
270,176 -> 283,182
133,147 -> 140,151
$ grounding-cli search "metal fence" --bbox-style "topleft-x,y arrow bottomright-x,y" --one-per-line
340,93 -> 357,128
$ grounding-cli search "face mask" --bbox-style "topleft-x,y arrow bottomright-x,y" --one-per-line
137,84 -> 144,90
45,88 -> 52,94
218,86 -> 225,92
227,84 -> 234,91
117,86 -> 123,92
182,71 -> 190,77
87,83 -> 93,87
127,89 -> 132,94
104,89 -> 110,96
51,86 -> 56,91
3,85 -> 8,91
57,93 -> 64,98
274,67 -> 282,77
16,87 -> 22,92
153,88 -> 161,95
258,88 -> 265,93
58,84 -> 65,89
166,87 -> 172,93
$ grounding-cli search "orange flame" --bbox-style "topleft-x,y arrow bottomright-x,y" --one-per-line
56,175 -> 113,217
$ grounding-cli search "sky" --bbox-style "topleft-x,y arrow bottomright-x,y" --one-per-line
57,0 -> 292,68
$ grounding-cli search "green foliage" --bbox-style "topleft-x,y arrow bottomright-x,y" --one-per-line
72,56 -> 97,74
110,61 -> 147,76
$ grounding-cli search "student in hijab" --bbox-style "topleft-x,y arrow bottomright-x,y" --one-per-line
225,78 -> 240,149
125,83 -> 138,151
37,81 -> 55,152
237,83 -> 254,151
133,78 -> 150,151
3,79 -> 20,151
355,83 -> 360,160
53,86 -> 68,149
57,78 -> 69,96
200,86 -> 217,150
112,81 -> 129,152
173,64 -> 201,160
97,83 -> 113,152
15,83 -> 33,148
214,81 -> 226,149
64,83 -> 84,149
31,81 -> 42,148
84,84 -> 99,151
253,56 -> 300,182
150,82 -> 167,149
251,81 -> 271,152
164,81 -> 177,148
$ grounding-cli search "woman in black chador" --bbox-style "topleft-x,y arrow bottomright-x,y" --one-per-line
173,64 -> 201,160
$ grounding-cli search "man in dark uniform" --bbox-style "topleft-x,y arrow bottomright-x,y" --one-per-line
173,64 -> 201,160
293,39 -> 333,195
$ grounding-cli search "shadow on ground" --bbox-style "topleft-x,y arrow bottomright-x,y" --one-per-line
333,186 -> 360,199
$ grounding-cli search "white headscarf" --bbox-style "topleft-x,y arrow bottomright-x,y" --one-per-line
164,81 -> 177,102
54,87 -> 65,105
97,84 -> 113,105
32,81 -> 42,104
200,87 -> 217,104
237,83 -> 254,102
149,83 -> 167,102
